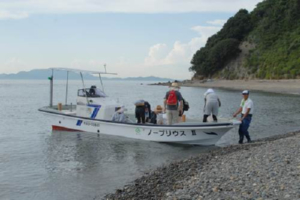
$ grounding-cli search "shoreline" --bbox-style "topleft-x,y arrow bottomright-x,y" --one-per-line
152,79 -> 300,95
105,131 -> 300,199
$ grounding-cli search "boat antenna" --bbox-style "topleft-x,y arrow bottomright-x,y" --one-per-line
65,71 -> 69,105
49,69 -> 54,107
80,72 -> 89,105
98,73 -> 105,92
98,64 -> 106,92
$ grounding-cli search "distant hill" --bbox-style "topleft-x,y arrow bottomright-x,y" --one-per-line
0,69 -> 174,81
190,0 -> 300,79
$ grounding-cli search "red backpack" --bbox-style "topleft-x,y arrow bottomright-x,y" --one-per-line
167,90 -> 178,105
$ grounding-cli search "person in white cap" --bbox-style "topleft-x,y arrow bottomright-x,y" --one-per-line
163,82 -> 183,125
112,106 -> 128,122
233,90 -> 254,144
203,88 -> 221,122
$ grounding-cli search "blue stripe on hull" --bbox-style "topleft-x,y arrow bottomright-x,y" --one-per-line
76,120 -> 83,126
89,105 -> 101,119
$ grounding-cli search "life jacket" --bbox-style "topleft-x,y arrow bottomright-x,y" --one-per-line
167,90 -> 178,105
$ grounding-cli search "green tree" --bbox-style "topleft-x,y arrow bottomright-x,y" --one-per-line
190,0 -> 300,79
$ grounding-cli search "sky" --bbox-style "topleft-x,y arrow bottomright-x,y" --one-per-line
0,0 -> 263,79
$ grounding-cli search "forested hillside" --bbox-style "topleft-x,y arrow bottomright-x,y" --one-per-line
190,0 -> 300,79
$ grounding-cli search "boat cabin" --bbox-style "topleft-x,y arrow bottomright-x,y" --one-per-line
77,86 -> 107,98
76,87 -> 121,121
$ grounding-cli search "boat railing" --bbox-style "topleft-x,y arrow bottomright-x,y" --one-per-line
49,104 -> 76,113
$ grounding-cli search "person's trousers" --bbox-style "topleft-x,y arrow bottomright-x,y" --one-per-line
203,115 -> 217,122
135,107 -> 145,123
238,115 -> 252,143
166,110 -> 179,125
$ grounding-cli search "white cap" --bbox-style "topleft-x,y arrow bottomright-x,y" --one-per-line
204,88 -> 214,96
242,90 -> 249,95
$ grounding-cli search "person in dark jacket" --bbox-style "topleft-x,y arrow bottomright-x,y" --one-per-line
144,101 -> 152,122
134,100 -> 151,123
135,100 -> 145,123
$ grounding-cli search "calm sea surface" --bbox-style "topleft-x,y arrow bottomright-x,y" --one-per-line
1,80 -> 300,200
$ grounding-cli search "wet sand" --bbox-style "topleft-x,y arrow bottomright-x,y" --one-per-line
182,79 -> 300,95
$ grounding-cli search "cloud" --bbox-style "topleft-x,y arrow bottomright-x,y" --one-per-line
206,19 -> 227,26
0,0 -> 263,19
144,25 -> 222,67
191,25 -> 222,39
144,44 -> 168,66
0,10 -> 28,20
143,24 -> 223,78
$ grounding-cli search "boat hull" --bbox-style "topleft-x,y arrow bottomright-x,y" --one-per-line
40,108 -> 236,145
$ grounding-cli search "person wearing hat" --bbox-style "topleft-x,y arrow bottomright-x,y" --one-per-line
149,105 -> 163,124
233,90 -> 254,144
112,106 -> 128,122
203,88 -> 221,122
163,82 -> 183,125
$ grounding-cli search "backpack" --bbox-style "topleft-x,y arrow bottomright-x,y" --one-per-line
183,98 -> 189,111
167,90 -> 178,105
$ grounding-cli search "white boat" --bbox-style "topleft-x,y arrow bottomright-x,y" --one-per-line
39,68 -> 240,145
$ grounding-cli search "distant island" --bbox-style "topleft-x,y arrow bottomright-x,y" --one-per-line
0,69 -> 175,81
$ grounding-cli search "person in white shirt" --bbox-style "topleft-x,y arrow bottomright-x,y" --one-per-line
111,107 -> 128,123
203,88 -> 221,122
233,90 -> 254,144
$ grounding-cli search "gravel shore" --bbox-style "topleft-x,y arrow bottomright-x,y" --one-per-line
105,132 -> 300,200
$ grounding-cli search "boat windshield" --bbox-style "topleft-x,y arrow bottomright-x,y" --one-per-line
78,88 -> 108,98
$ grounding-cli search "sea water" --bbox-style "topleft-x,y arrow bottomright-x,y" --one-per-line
0,80 -> 300,200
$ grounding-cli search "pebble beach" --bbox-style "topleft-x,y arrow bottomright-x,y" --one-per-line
105,132 -> 300,199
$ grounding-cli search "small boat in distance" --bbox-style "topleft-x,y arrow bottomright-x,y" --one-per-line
39,68 -> 240,145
